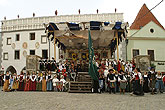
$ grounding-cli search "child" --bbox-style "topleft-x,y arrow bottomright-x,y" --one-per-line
52,74 -> 59,91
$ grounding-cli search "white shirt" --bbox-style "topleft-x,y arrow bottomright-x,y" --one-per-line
133,72 -> 142,80
52,78 -> 59,86
104,69 -> 109,78
60,79 -> 66,86
118,75 -> 127,82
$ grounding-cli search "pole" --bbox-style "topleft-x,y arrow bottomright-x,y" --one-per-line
49,38 -> 50,60
116,30 -> 119,62
54,31 -> 56,61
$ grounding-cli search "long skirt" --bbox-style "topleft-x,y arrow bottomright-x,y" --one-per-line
31,81 -> 36,91
36,82 -> 42,91
143,80 -> 149,93
155,80 -> 164,92
133,80 -> 144,96
120,82 -> 126,90
24,81 -> 30,91
12,81 -> 19,90
3,80 -> 9,92
42,79 -> 46,92
126,81 -> 132,92
150,79 -> 156,89
47,80 -> 52,91
18,81 -> 24,91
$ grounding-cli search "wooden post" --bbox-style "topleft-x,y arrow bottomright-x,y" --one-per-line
116,30 -> 119,62
54,31 -> 56,61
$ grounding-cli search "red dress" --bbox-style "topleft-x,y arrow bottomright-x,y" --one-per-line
30,75 -> 36,91
24,76 -> 30,91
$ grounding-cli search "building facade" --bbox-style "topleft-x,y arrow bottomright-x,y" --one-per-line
126,4 -> 165,72
1,13 -> 124,74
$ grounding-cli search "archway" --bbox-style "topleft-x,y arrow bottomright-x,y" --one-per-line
6,66 -> 17,74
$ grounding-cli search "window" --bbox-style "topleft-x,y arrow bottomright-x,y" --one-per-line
42,50 -> 48,59
16,34 -> 20,41
148,50 -> 154,61
3,53 -> 8,60
30,33 -> 35,40
133,49 -> 139,58
7,38 -> 11,45
30,50 -> 35,55
41,35 -> 47,44
150,28 -> 154,33
15,50 -> 20,60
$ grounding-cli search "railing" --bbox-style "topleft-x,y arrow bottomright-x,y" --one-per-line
1,13 -> 123,32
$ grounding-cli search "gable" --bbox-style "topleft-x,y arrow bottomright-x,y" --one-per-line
131,21 -> 165,38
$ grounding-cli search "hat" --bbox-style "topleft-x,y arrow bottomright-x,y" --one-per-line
109,69 -> 114,72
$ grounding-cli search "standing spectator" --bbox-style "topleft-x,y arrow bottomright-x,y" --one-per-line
114,71 -> 119,93
3,72 -> 10,92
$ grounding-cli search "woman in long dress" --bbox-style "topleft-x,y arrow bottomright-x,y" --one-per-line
18,72 -> 25,91
3,72 -> 10,92
36,73 -> 42,91
143,72 -> 149,93
42,72 -> 47,92
118,70 -> 127,94
24,73 -> 30,91
12,73 -> 19,91
130,68 -> 144,96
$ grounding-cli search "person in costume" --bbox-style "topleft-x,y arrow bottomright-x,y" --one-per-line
143,71 -> 149,93
148,68 -> 156,95
9,75 -> 14,91
163,75 -> 165,92
98,66 -> 105,93
36,72 -> 42,91
42,72 -> 47,92
46,71 -> 52,91
155,72 -> 164,93
0,74 -> 4,87
12,73 -> 19,91
24,72 -> 30,91
114,71 -> 119,93
30,72 -> 36,91
104,66 -> 109,92
107,69 -> 116,94
130,68 -> 144,96
118,70 -> 127,94
125,72 -> 132,92
3,71 -> 10,92
18,71 -> 25,91
60,75 -> 67,91
52,74 -> 59,91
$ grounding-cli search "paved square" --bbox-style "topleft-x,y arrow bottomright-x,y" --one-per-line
0,89 -> 164,110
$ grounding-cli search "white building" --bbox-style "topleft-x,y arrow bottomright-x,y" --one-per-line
1,13 -> 124,74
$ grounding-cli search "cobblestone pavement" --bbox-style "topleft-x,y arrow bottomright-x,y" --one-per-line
0,89 -> 164,110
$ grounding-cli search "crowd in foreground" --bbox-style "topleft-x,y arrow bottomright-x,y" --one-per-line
0,59 -> 165,95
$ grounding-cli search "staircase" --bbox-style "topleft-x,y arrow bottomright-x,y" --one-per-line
69,72 -> 92,93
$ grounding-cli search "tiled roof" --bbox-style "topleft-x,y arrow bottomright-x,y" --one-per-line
130,4 -> 164,29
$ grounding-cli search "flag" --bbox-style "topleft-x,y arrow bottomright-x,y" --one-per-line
88,30 -> 99,81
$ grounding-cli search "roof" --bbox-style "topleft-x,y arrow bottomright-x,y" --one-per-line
130,4 -> 164,29
54,30 -> 115,49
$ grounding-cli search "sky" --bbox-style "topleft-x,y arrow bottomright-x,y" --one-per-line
0,0 -> 165,27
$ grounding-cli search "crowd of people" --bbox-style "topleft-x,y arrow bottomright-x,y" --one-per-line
97,59 -> 165,95
0,59 -> 165,96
